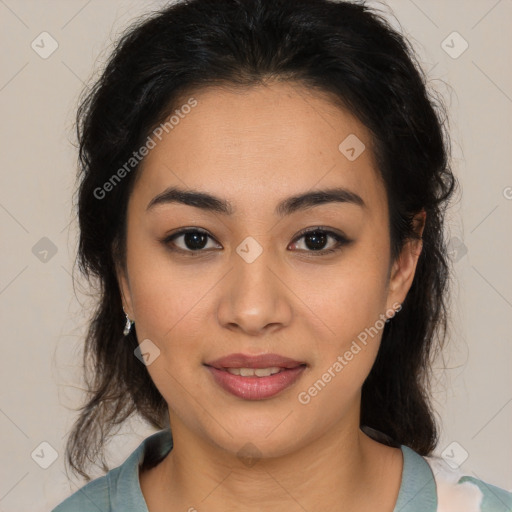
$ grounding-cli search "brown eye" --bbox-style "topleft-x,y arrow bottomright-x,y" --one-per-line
163,228 -> 221,253
289,227 -> 351,255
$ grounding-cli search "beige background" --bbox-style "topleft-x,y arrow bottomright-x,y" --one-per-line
0,0 -> 511,510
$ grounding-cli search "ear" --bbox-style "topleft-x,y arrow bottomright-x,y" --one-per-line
115,261 -> 134,319
386,210 -> 426,311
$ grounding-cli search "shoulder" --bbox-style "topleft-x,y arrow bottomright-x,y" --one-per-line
395,444 -> 512,512
51,429 -> 173,512
423,453 -> 512,512
51,473 -> 111,511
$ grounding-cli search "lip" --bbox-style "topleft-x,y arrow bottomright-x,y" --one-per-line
206,365 -> 306,400
204,353 -> 307,401
205,353 -> 305,369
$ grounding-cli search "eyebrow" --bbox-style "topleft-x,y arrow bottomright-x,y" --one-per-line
146,185 -> 366,216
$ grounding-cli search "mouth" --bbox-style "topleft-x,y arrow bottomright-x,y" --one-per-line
204,353 -> 307,400
222,366 -> 287,377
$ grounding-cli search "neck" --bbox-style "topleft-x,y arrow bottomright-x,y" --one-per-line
145,412 -> 400,512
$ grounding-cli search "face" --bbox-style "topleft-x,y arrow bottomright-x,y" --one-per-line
117,82 -> 423,459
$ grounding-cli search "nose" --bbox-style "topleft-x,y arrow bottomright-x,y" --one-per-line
216,240 -> 293,336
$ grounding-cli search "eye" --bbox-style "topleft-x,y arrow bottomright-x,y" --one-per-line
161,226 -> 351,256
162,228 -> 221,254
289,227 -> 351,255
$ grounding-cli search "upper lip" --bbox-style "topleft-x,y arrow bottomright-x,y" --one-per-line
205,353 -> 306,369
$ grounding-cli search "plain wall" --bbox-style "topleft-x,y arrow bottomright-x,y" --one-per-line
0,1 -> 510,510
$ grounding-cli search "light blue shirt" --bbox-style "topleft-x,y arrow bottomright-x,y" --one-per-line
52,429 -> 512,511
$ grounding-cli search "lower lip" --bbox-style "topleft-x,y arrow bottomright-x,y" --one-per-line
205,365 -> 306,400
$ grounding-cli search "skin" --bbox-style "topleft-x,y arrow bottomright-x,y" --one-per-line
117,81 -> 425,512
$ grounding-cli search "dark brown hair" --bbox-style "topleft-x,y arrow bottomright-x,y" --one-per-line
66,0 -> 456,480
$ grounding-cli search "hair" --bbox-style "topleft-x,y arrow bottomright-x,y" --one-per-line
66,0 -> 457,481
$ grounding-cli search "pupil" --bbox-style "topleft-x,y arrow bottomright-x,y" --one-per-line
305,231 -> 327,250
185,232 -> 207,250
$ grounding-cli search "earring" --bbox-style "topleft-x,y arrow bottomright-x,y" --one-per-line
385,303 -> 402,323
123,312 -> 134,336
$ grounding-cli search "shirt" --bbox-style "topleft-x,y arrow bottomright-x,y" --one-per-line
51,428 -> 512,511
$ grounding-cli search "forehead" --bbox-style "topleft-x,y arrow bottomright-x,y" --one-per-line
132,81 -> 386,216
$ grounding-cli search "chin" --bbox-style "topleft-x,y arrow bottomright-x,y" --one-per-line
196,413 -> 312,462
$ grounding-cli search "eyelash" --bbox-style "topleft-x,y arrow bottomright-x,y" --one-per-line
161,226 -> 351,257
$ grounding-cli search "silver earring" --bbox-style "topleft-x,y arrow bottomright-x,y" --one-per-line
385,303 -> 402,323
123,312 -> 134,336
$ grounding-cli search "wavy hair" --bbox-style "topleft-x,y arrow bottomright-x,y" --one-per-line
66,0 -> 457,480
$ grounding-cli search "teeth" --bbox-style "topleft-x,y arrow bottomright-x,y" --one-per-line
226,367 -> 283,377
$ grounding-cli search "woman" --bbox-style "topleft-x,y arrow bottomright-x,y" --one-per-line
52,0 -> 512,510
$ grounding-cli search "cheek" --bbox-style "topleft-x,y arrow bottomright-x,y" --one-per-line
294,246 -> 389,341
294,278 -> 388,425
291,242 -> 390,393
125,229 -> 210,340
